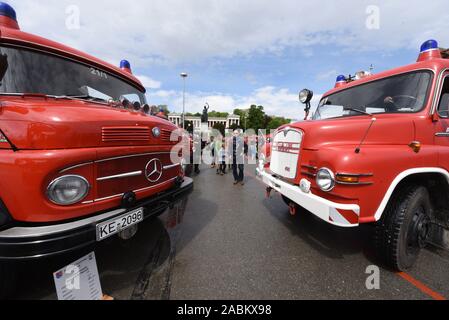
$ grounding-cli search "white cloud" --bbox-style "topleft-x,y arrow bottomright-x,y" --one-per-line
135,75 -> 161,89
9,0 -> 449,67
150,86 -> 322,120
316,69 -> 338,81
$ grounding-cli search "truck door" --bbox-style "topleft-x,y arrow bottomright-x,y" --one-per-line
435,73 -> 449,171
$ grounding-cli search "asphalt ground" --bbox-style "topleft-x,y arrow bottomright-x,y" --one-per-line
11,164 -> 449,300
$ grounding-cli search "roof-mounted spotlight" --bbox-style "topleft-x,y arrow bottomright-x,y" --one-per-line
417,39 -> 442,62
299,89 -> 314,121
120,60 -> 132,74
0,2 -> 20,30
142,104 -> 150,114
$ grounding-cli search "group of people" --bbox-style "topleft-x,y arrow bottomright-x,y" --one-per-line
210,130 -> 247,186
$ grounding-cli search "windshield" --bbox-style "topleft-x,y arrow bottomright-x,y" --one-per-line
0,45 -> 146,104
313,71 -> 432,120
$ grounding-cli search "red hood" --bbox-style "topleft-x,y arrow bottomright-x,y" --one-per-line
285,114 -> 416,150
0,97 -> 177,149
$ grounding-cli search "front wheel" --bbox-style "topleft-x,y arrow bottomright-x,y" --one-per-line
374,185 -> 432,271
0,263 -> 17,299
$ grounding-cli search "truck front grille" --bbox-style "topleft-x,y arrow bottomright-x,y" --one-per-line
102,126 -> 150,142
270,128 -> 303,179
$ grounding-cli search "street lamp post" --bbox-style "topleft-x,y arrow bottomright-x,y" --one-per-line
180,73 -> 188,130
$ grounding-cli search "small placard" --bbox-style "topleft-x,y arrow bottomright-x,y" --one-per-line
53,252 -> 103,300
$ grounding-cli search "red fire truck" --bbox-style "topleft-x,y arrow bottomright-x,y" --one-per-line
258,39 -> 449,271
0,3 -> 193,296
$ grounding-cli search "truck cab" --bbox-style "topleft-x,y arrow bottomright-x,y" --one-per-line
257,39 -> 449,271
0,3 -> 193,297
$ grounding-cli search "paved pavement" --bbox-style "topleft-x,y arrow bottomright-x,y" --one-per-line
12,165 -> 449,300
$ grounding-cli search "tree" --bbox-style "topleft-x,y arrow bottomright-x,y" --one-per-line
184,120 -> 194,134
229,123 -> 240,131
233,108 -> 247,127
212,122 -> 226,136
209,111 -> 229,118
246,105 -> 265,132
267,117 -> 291,130
263,115 -> 273,129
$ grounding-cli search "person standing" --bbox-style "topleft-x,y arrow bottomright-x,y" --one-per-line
210,136 -> 216,168
214,137 -> 223,174
192,132 -> 201,174
230,129 -> 245,185
218,143 -> 227,175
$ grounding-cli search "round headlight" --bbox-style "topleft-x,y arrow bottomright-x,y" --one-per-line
316,168 -> 335,192
299,89 -> 313,104
47,175 -> 90,205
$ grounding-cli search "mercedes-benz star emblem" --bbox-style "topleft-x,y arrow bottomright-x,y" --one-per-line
152,127 -> 161,138
145,158 -> 163,182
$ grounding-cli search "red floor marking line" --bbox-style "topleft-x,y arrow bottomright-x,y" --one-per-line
397,272 -> 446,300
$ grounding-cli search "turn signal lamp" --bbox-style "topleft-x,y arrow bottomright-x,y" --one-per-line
335,75 -> 346,88
0,2 -> 19,29
408,141 -> 422,153
336,175 -> 360,184
417,40 -> 442,62
120,60 -> 132,74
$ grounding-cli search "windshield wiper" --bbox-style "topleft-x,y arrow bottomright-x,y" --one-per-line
344,107 -> 372,116
64,94 -> 109,102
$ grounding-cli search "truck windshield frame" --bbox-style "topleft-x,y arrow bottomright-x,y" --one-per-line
0,45 -> 147,105
313,70 -> 434,121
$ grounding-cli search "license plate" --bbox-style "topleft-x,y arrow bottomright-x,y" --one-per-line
96,208 -> 144,242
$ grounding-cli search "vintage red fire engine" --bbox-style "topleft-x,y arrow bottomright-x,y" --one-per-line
258,39 -> 449,271
0,3 -> 193,296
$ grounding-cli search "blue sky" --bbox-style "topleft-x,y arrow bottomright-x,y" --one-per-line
8,0 -> 449,120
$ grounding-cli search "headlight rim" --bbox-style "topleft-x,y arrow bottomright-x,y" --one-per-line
316,167 -> 335,192
46,175 -> 90,206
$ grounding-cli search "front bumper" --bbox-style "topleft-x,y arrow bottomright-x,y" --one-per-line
256,168 -> 360,228
0,177 -> 193,261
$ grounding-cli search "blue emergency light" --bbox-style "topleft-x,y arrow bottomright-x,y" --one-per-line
120,60 -> 131,69
0,2 -> 16,21
120,60 -> 132,74
334,75 -> 346,88
418,39 -> 442,62
420,39 -> 438,53
0,2 -> 19,29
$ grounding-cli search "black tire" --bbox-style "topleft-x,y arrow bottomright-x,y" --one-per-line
374,185 -> 432,271
0,263 -> 17,299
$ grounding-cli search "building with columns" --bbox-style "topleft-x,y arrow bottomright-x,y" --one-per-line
168,113 -> 240,130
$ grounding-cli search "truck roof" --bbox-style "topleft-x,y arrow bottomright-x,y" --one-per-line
0,25 -> 145,93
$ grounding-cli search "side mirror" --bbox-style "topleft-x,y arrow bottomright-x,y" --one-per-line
0,54 -> 9,83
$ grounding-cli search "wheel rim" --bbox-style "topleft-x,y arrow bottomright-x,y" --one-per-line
407,206 -> 431,252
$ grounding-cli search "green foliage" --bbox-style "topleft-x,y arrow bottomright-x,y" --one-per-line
185,112 -> 202,117
184,120 -> 194,134
229,123 -> 241,131
208,111 -> 229,118
233,108 -> 246,126
246,105 -> 265,132
233,106 -> 290,131
267,117 -> 291,130
212,122 -> 226,136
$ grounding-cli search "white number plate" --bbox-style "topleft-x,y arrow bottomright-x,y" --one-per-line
96,208 -> 144,241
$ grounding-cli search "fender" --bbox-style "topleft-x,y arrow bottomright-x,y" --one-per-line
374,167 -> 449,221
